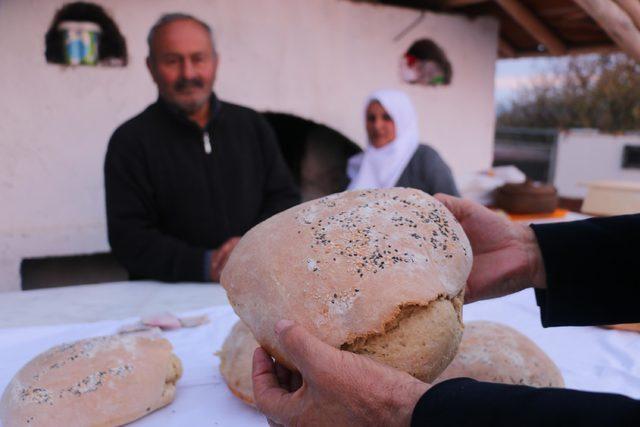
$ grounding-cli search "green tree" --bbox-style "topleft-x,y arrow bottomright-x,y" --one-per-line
497,54 -> 640,132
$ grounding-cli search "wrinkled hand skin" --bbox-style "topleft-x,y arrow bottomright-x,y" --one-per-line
252,320 -> 429,427
434,193 -> 546,304
211,236 -> 241,282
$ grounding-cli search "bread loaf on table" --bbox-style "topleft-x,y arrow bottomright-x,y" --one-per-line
602,323 -> 640,333
0,332 -> 182,427
221,188 -> 472,382
219,320 -> 564,408
435,321 -> 564,387
218,321 -> 259,406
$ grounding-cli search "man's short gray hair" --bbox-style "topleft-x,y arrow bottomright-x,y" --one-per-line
147,13 -> 216,57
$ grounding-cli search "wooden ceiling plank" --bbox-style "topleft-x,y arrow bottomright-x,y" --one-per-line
615,0 -> 640,31
575,0 -> 640,61
495,0 -> 567,55
568,44 -> 621,55
515,43 -> 619,57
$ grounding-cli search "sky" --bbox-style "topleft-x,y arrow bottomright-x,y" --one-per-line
494,57 -> 567,107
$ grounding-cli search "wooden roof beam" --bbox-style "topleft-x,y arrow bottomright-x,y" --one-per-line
446,0 -> 489,7
615,0 -> 640,32
498,38 -> 516,57
516,44 -> 620,58
566,44 -> 620,56
495,0 -> 566,55
575,0 -> 640,61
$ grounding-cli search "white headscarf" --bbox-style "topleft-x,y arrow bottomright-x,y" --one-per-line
347,89 -> 420,190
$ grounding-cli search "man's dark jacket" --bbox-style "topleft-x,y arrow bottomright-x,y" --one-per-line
412,214 -> 640,426
104,93 -> 300,282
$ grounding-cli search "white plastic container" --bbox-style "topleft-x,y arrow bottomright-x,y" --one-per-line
58,21 -> 101,65
581,180 -> 640,216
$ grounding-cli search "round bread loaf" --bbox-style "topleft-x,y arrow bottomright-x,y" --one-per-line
221,188 -> 472,382
435,321 -> 564,387
0,332 -> 182,427
218,321 -> 259,406
219,320 -> 565,409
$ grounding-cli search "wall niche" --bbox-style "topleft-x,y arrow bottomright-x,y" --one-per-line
45,2 -> 127,67
400,39 -> 452,86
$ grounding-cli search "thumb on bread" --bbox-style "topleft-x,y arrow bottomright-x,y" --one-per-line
434,193 -> 470,222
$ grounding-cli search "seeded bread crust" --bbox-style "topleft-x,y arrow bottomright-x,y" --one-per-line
0,333 -> 182,427
222,188 -> 472,380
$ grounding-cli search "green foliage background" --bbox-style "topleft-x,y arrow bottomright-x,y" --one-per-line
497,54 -> 640,132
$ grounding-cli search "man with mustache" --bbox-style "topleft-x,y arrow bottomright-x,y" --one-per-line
104,13 -> 300,283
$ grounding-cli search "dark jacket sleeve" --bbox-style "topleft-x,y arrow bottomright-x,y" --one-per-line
254,114 -> 301,221
412,214 -> 640,425
104,128 -> 207,282
412,378 -> 640,426
531,214 -> 640,327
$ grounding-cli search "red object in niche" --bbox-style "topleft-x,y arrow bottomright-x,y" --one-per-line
405,53 -> 418,67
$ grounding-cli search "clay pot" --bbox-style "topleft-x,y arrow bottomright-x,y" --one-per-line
495,180 -> 558,214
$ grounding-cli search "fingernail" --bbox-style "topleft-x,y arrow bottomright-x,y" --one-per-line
275,319 -> 294,335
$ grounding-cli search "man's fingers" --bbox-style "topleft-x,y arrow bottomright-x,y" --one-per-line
274,320 -> 338,377
211,238 -> 241,281
433,192 -> 455,209
210,248 -> 224,271
222,236 -> 240,252
216,250 -> 232,278
275,362 -> 292,390
221,244 -> 235,266
217,238 -> 240,271
214,245 -> 235,278
434,193 -> 470,222
212,237 -> 237,268
289,370 -> 303,392
252,347 -> 281,392
211,262 -> 223,282
252,347 -> 293,424
222,239 -> 235,252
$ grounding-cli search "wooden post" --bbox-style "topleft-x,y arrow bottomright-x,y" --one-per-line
575,0 -> 640,61
495,0 -> 566,55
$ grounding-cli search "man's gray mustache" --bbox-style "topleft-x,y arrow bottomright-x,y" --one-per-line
174,79 -> 204,91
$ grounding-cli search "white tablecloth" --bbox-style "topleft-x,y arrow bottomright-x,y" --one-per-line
1,289 -> 638,426
0,305 -> 266,427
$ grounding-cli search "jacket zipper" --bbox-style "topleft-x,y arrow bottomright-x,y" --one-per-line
203,131 -> 212,154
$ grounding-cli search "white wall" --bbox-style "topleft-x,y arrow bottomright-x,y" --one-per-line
554,129 -> 640,198
0,0 -> 498,291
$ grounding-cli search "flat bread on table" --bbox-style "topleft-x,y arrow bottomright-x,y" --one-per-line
222,188 -> 472,382
0,332 -> 182,427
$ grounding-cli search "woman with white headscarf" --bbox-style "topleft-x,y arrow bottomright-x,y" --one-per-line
347,89 -> 459,196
